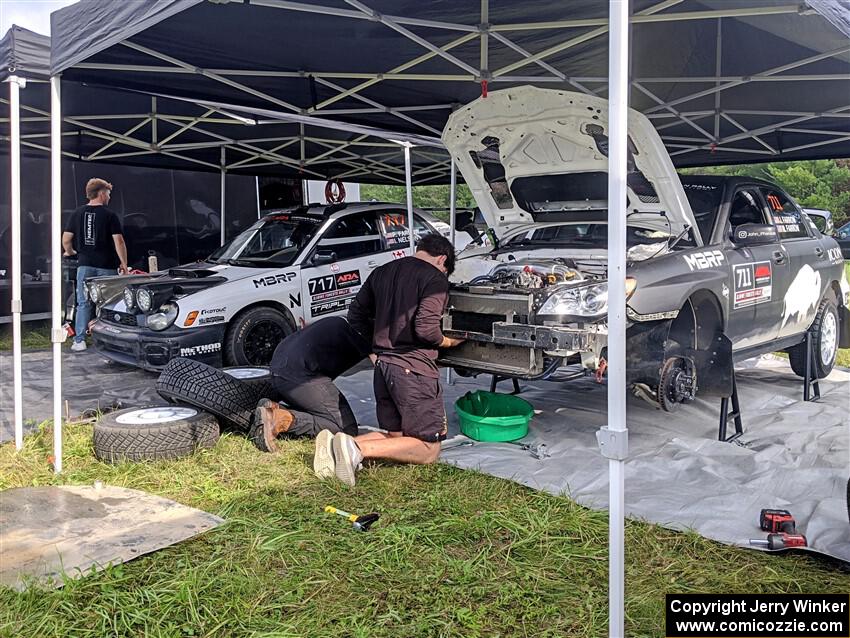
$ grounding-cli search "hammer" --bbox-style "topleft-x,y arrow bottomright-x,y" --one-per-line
324,506 -> 380,531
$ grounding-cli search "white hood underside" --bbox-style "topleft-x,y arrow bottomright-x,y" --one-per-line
442,86 -> 699,242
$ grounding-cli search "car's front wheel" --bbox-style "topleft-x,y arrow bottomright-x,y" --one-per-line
788,297 -> 838,380
224,307 -> 294,366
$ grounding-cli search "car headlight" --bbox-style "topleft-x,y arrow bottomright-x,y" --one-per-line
137,288 -> 154,313
146,303 -> 178,331
88,283 -> 100,304
123,287 -> 135,310
538,278 -> 636,318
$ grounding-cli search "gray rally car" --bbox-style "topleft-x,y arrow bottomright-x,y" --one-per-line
438,86 -> 849,410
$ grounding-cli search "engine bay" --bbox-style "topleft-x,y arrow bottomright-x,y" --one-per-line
454,258 -> 606,294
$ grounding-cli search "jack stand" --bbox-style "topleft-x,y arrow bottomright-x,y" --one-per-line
718,372 -> 743,443
490,375 -> 522,394
802,331 -> 821,402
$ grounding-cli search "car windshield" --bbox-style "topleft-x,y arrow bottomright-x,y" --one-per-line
208,214 -> 323,266
505,223 -> 675,249
681,180 -> 724,242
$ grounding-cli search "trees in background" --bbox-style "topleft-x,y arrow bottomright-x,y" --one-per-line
362,159 -> 850,228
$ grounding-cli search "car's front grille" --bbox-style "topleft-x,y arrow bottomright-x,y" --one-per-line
101,310 -> 138,327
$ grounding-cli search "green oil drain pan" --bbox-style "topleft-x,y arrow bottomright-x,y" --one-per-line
454,390 -> 534,442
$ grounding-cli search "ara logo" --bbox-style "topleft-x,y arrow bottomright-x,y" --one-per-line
683,250 -> 725,271
253,272 -> 297,288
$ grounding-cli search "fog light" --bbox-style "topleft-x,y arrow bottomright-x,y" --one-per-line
137,288 -> 154,313
123,287 -> 135,310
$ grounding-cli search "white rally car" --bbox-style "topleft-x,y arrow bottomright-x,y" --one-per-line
88,202 -> 441,370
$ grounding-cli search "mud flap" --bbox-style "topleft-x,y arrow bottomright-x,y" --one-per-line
687,334 -> 733,397
838,304 -> 850,349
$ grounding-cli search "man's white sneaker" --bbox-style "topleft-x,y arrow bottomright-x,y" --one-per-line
70,341 -> 87,352
313,430 -> 336,479
332,432 -> 363,487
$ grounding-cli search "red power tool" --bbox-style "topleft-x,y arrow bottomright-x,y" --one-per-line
759,509 -> 797,534
750,532 -> 808,550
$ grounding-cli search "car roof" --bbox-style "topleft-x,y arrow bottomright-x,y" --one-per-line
261,201 -> 412,222
678,174 -> 786,190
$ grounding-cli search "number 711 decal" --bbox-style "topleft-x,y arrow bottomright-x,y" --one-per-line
732,261 -> 772,309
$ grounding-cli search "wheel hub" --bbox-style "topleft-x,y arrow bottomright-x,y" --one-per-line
658,357 -> 697,412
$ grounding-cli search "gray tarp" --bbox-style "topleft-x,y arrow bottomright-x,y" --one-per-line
48,0 -> 850,166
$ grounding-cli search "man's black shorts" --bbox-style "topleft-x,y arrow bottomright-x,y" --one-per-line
373,360 -> 447,442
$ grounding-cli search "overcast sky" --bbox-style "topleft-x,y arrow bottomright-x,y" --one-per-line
1,0 -> 79,37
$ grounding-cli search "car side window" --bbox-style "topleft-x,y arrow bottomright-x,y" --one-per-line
379,211 -> 430,249
760,188 -> 809,240
728,189 -> 768,228
317,212 -> 382,260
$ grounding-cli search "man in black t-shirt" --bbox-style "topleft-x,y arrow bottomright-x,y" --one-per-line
249,317 -> 371,462
62,178 -> 128,352
310,234 -> 464,486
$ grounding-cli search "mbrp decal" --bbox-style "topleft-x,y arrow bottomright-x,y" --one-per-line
308,270 -> 361,300
253,272 -> 297,288
179,342 -> 222,357
310,298 -> 351,317
683,250 -> 725,271
733,261 -> 772,309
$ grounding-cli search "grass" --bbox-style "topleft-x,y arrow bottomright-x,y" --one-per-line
1,424 -> 847,638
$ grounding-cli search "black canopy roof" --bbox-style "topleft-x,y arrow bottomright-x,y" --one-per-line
1,24 -> 448,183
46,0 -> 850,169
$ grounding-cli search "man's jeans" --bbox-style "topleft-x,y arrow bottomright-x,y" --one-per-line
75,265 -> 116,343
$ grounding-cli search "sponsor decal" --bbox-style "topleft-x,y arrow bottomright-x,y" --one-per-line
782,264 -> 821,328
289,292 -> 302,308
308,270 -> 361,298
683,250 -> 725,271
200,307 -> 225,315
733,261 -> 772,309
827,247 -> 842,264
253,272 -> 297,288
310,298 -> 351,317
721,283 -> 729,299
84,211 -> 97,246
197,315 -> 225,325
330,263 -> 340,273
104,326 -> 122,334
179,342 -> 222,357
392,249 -> 407,259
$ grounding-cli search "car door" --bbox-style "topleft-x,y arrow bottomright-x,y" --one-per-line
299,210 -> 384,323
760,186 -> 827,339
723,186 -> 790,349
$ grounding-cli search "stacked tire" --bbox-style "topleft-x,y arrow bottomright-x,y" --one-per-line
92,358 -> 279,464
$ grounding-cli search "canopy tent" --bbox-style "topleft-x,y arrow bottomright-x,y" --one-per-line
49,0 -> 850,166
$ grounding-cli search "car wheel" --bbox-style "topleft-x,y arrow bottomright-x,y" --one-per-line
221,366 -> 279,402
788,297 -> 838,380
224,307 -> 293,366
93,405 -> 219,463
156,357 -> 269,431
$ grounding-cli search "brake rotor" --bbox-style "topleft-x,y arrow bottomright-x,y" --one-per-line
658,357 -> 697,412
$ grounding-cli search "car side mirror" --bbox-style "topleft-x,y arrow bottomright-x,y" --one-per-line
454,210 -> 473,231
732,223 -> 778,246
312,249 -> 337,266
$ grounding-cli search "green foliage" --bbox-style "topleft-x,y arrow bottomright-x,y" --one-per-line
360,184 -> 477,222
682,159 -> 850,227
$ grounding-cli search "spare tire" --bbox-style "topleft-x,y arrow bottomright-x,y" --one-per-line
156,357 -> 267,431
93,405 -> 219,463
222,366 -> 278,402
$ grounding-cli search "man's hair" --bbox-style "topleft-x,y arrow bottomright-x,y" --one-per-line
416,233 -> 456,275
85,178 -> 113,201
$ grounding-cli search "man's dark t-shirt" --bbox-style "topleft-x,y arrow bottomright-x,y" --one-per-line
270,316 -> 370,382
64,205 -> 123,269
348,256 -> 448,378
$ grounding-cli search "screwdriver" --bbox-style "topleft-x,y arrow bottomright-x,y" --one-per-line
324,506 -> 380,531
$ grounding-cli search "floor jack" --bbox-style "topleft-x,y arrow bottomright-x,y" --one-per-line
718,331 -> 820,443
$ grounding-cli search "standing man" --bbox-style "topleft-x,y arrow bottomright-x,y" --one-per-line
62,178 -> 128,352
249,316 -> 371,457
312,233 -> 464,486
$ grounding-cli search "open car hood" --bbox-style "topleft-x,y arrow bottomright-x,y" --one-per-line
442,86 -> 700,243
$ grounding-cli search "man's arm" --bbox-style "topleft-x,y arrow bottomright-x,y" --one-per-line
112,234 -> 128,274
414,278 -> 463,348
347,276 -> 375,343
62,232 -> 76,257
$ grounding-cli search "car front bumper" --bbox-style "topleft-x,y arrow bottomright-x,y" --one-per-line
91,319 -> 226,371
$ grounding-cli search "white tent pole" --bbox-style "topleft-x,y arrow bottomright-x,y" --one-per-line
7,75 -> 25,451
447,156 -> 457,386
256,176 -> 261,219
602,1 -> 629,636
50,75 -> 64,474
403,143 -> 415,254
220,146 -> 226,246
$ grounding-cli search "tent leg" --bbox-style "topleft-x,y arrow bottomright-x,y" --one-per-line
447,157 -> 457,386
220,146 -> 226,246
602,2 -> 629,637
51,75 -> 63,474
7,76 -> 25,450
403,143 -> 414,255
